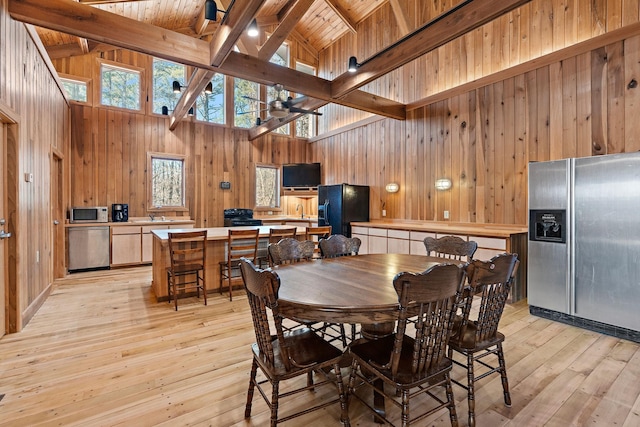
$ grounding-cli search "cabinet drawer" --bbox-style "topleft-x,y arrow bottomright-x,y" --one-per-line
471,236 -> 507,250
388,238 -> 410,254
142,225 -> 169,233
352,226 -> 368,235
387,229 -> 409,239
169,224 -> 193,230
410,231 -> 436,241
111,226 -> 140,235
368,228 -> 388,237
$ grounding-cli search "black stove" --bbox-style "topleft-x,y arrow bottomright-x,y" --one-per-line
223,208 -> 263,227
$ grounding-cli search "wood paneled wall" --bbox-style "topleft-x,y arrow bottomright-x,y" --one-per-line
312,34 -> 640,225
317,0 -> 640,134
1,1 -> 69,331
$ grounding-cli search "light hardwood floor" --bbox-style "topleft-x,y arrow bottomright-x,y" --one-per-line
1,266 -> 639,426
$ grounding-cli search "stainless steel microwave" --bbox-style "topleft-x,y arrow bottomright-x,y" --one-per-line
70,206 -> 109,223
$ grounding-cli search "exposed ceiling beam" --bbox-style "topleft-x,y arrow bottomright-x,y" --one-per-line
171,0 -> 265,129
323,0 -> 356,34
330,0 -> 532,99
9,0 -> 211,67
45,42 -> 84,59
258,0 -> 314,61
78,0 -> 147,4
77,36 -> 89,54
9,0 -> 404,122
388,0 -> 410,36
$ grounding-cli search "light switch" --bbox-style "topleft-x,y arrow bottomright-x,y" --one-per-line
24,173 -> 33,182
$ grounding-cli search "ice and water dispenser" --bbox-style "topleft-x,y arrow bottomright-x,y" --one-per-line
529,210 -> 566,243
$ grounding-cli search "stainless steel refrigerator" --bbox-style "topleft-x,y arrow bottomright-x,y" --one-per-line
528,152 -> 640,335
318,184 -> 370,237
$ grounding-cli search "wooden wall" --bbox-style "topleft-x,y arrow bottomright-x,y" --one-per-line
312,33 -> 640,225
317,0 -> 640,134
57,50 -> 312,228
1,0 -> 69,331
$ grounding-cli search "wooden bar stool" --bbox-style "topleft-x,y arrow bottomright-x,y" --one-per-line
219,228 -> 259,301
166,230 -> 207,311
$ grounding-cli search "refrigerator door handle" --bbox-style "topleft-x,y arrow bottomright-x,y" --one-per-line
321,200 -> 329,223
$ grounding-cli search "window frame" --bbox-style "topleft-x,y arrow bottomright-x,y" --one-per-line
147,152 -> 189,213
98,59 -> 144,112
195,73 -> 226,125
295,61 -> 317,138
59,73 -> 91,105
254,163 -> 282,212
151,57 -> 187,116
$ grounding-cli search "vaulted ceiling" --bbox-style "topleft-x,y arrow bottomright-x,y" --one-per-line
9,0 -> 531,138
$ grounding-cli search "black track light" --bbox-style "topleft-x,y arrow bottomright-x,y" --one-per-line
204,82 -> 213,94
348,56 -> 359,73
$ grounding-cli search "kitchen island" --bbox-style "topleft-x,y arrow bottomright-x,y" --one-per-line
151,225 -> 307,301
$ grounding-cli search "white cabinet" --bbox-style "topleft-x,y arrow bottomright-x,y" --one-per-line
142,225 -> 168,263
387,229 -> 410,254
468,235 -> 507,261
351,226 -> 369,255
111,226 -> 142,266
368,228 -> 388,254
409,231 -> 436,254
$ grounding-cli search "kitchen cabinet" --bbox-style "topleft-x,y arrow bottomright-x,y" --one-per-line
142,224 -> 193,262
351,226 -> 369,255
387,229 -> 410,254
111,226 -> 142,266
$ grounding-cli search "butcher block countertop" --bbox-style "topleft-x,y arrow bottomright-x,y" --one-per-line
351,220 -> 527,238
151,225 -> 308,242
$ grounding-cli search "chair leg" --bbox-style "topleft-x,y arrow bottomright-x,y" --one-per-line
174,282 -> 179,311
245,358 -> 258,418
200,271 -> 207,306
497,343 -> 511,407
270,380 -> 279,427
400,389 -> 409,427
333,362 -> 351,427
445,373 -> 459,427
219,265 -> 224,295
339,324 -> 347,347
466,352 -> 476,427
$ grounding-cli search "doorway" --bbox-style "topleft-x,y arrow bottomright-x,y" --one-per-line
0,123 -> 5,337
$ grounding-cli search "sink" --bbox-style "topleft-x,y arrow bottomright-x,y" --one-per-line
130,219 -> 176,223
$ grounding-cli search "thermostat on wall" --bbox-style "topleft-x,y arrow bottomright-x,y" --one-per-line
220,181 -> 231,190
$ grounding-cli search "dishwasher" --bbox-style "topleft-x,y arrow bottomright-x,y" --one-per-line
67,226 -> 110,272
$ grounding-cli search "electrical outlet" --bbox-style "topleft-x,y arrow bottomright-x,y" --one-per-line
36,250 -> 40,263
382,209 -> 386,217
443,210 -> 450,219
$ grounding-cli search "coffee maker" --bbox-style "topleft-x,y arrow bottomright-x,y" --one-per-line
112,203 -> 129,222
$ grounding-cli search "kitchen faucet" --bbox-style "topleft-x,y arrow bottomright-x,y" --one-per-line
295,204 -> 304,219
149,213 -> 155,221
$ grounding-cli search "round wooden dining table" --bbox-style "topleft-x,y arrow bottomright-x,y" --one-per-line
272,253 -> 464,338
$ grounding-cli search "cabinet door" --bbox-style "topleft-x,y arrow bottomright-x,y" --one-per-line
142,225 -> 170,263
112,233 -> 142,265
352,233 -> 369,255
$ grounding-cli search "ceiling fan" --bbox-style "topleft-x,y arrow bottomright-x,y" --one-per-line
242,84 -> 322,124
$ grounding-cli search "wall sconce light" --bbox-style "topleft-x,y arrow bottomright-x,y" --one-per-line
204,82 -> 213,94
348,56 -> 360,73
161,106 -> 195,116
172,80 -> 185,93
247,19 -> 259,37
204,0 -> 227,21
385,182 -> 400,193
173,80 -> 213,95
435,178 -> 452,191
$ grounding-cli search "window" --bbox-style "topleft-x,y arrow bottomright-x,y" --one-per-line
100,62 -> 141,110
60,77 -> 88,103
269,44 -> 290,135
148,153 -> 186,210
234,78 -> 260,128
196,73 -> 225,124
152,58 -> 186,115
295,62 -> 317,138
255,164 -> 280,209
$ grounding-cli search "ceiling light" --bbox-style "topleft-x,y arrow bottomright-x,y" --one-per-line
435,178 -> 452,191
247,19 -> 259,37
348,56 -> 359,73
204,82 -> 213,94
188,107 -> 194,117
172,80 -> 183,93
204,0 -> 218,21
161,106 -> 169,115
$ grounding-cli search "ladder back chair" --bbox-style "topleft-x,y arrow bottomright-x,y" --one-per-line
166,230 -> 207,311
348,263 -> 466,426
319,234 -> 361,258
423,235 -> 478,261
317,234 -> 362,346
447,253 -> 520,427
219,228 -> 259,301
239,258 -> 350,427
305,225 -> 332,258
258,227 -> 297,267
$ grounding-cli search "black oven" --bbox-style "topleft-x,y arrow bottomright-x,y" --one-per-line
223,208 -> 263,227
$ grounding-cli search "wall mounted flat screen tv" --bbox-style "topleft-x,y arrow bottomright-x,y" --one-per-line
282,163 -> 321,188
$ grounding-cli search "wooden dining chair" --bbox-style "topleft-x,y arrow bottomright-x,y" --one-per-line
219,228 -> 259,301
447,253 -> 519,427
423,235 -> 478,261
317,233 -> 362,346
267,237 -> 314,267
258,227 -> 297,267
305,225 -> 332,258
319,234 -> 361,257
239,258 -> 350,427
166,230 -> 207,311
348,263 -> 466,426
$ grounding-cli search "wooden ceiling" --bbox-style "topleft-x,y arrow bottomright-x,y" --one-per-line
10,0 -> 531,138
